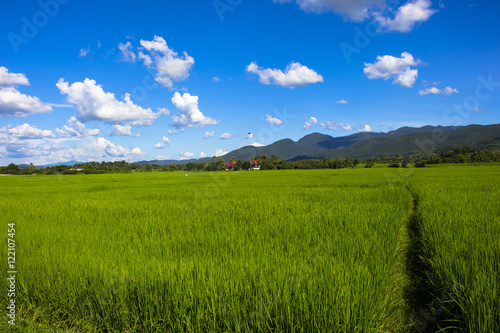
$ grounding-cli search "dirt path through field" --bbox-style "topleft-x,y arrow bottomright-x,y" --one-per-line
402,181 -> 464,332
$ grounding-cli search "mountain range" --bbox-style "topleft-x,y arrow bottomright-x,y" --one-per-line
139,124 -> 500,165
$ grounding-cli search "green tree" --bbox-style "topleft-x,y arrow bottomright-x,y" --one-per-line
242,160 -> 251,170
216,158 -> 225,171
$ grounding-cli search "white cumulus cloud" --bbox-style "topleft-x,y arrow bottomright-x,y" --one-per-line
92,137 -> 143,158
153,137 -> 170,149
364,52 -> 421,88
377,0 -> 436,33
273,0 -> 385,21
215,148 -> 227,157
118,42 -> 136,63
303,116 -> 318,129
204,131 -> 215,139
321,121 -> 353,131
56,78 -> 161,126
358,124 -> 373,132
0,67 -> 53,118
337,99 -> 348,104
179,151 -> 195,160
171,92 -> 218,128
220,133 -> 233,140
2,123 -> 55,139
246,61 -> 323,88
0,66 -> 29,87
275,0 -> 435,32
56,116 -> 100,138
139,36 -> 195,89
419,86 -> 459,96
110,124 -> 139,137
265,114 -> 283,125
250,142 -> 265,147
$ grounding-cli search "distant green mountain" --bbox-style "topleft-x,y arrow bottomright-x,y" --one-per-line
220,138 -> 326,161
140,124 -> 500,165
303,124 -> 500,159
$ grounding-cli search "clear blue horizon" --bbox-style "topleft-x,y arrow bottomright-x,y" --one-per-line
1,0 -> 499,165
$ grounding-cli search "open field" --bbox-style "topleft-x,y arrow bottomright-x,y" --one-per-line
408,165 -> 500,332
1,164 -> 499,332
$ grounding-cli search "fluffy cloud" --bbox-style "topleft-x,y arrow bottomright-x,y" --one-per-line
118,42 -> 136,63
265,114 -> 283,125
92,137 -> 143,157
0,135 -> 142,164
56,116 -> 100,138
303,116 -> 318,129
358,124 -> 373,132
250,142 -> 265,147
110,124 -> 139,137
246,61 -> 323,88
0,67 -> 53,118
153,137 -> 170,149
178,151 -> 195,160
139,36 -> 195,89
273,0 -> 385,21
1,123 -> 55,139
337,99 -> 348,104
158,107 -> 170,116
200,152 -> 207,158
167,129 -> 178,135
0,66 -> 29,87
274,0 -> 435,32
203,131 -> 215,139
171,92 -> 218,128
320,121 -> 353,130
215,148 -> 227,157
377,0 -> 436,32
419,86 -> 459,96
219,133 -> 233,140
212,77 -> 221,82
56,78 -> 161,126
364,52 -> 421,88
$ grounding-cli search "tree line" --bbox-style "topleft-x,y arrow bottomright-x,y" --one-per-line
1,147 -> 499,175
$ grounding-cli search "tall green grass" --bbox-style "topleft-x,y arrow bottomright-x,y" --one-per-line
1,169 -> 410,332
409,164 -> 500,332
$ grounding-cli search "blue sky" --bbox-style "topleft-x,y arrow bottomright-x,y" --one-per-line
0,0 -> 499,165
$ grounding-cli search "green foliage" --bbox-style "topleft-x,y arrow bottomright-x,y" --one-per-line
0,169 -> 410,332
408,164 -> 500,332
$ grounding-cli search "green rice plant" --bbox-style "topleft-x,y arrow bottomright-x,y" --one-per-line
408,164 -> 500,332
1,169 -> 410,332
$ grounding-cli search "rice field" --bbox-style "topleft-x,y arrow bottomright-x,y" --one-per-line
0,164 -> 498,332
408,164 -> 500,332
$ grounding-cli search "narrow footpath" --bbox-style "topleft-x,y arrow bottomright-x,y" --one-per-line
402,181 -> 463,333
